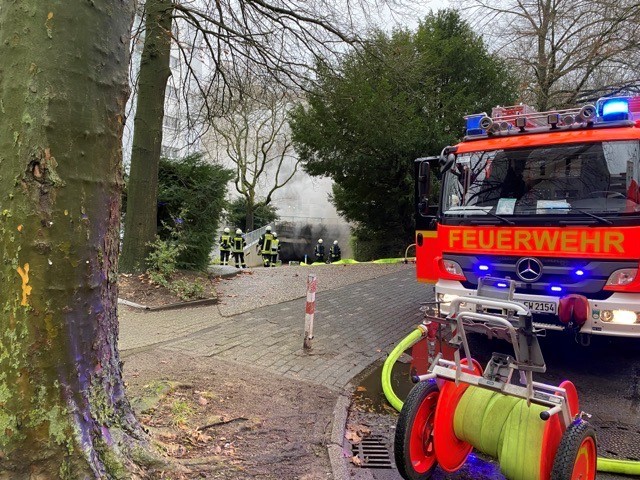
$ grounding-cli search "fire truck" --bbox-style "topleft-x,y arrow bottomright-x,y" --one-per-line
416,96 -> 640,344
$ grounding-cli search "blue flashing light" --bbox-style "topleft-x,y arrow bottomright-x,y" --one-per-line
575,269 -> 585,277
551,286 -> 563,293
497,282 -> 508,288
465,114 -> 486,136
599,98 -> 629,122
478,265 -> 490,272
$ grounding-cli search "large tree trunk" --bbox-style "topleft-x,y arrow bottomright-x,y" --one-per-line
246,199 -> 255,232
120,0 -> 173,273
0,1 -> 149,477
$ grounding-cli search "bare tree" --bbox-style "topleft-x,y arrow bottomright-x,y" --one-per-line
206,78 -> 299,231
120,0 -> 404,272
461,0 -> 640,110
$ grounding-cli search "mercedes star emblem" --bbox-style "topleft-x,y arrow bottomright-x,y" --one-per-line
515,257 -> 543,282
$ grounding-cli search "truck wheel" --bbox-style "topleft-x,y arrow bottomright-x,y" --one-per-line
394,380 -> 439,480
551,419 -> 597,480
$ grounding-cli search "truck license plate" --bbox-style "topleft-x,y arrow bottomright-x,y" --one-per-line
523,300 -> 557,313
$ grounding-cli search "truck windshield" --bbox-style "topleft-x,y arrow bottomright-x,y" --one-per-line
442,141 -> 640,218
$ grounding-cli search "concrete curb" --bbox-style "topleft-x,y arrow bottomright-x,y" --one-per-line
118,298 -> 150,310
328,393 -> 351,480
207,265 -> 244,278
117,297 -> 218,312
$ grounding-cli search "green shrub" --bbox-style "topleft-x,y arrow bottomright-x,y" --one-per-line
157,153 -> 233,270
146,229 -> 207,301
146,235 -> 185,287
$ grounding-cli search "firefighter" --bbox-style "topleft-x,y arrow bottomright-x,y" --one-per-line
270,232 -> 281,267
257,225 -> 275,267
314,238 -> 325,263
329,240 -> 341,263
219,227 -> 232,266
232,228 -> 247,268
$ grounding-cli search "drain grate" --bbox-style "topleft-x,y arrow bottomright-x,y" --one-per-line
595,421 -> 640,461
351,435 -> 393,469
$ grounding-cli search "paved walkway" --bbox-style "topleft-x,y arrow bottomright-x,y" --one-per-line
119,267 -> 433,391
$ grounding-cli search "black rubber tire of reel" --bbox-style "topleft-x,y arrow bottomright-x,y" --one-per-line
394,380 -> 440,480
551,419 -> 597,480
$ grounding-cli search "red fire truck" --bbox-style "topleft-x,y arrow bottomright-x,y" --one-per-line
416,96 -> 640,344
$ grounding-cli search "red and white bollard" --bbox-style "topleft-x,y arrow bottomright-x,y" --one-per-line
303,274 -> 317,350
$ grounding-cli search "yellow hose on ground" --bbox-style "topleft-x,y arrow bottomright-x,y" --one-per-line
597,457 -> 640,475
382,329 -> 640,476
381,327 -> 424,412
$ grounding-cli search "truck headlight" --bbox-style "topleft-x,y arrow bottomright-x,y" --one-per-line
600,309 -> 640,325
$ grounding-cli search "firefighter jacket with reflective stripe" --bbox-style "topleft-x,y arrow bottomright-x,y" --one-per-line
232,235 -> 246,253
259,233 -> 274,254
330,244 -> 341,259
271,239 -> 280,254
220,234 -> 231,251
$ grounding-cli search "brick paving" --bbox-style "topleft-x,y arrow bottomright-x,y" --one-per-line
119,265 -> 433,391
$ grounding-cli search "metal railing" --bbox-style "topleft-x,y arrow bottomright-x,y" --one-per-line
244,224 -> 269,249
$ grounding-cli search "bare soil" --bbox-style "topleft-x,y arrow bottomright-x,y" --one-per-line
123,349 -> 337,479
118,271 -> 218,308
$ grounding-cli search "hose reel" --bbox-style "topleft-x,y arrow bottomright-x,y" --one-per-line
393,277 -> 597,480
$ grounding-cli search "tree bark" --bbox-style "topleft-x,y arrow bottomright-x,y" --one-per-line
120,0 -> 173,273
246,201 -> 255,232
0,1 -> 150,477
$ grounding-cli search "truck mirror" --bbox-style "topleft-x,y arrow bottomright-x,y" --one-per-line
440,153 -> 456,172
418,160 -> 431,215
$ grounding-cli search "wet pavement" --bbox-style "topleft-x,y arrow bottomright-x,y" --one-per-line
348,331 -> 640,479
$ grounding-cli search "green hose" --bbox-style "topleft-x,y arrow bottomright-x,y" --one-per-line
381,327 -> 424,412
382,329 -> 640,476
454,386 -> 546,480
597,457 -> 640,475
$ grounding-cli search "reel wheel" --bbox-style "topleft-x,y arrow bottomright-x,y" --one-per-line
394,380 -> 440,480
551,419 -> 597,480
433,358 -> 483,472
540,380 -> 580,480
560,380 -> 580,417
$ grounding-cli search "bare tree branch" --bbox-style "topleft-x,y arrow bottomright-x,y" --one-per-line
205,76 -> 300,230
459,0 -> 640,109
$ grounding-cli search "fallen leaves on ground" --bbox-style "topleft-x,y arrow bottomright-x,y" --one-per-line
345,424 -> 371,444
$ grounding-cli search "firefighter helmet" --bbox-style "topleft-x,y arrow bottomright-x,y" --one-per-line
333,240 -> 338,245
224,227 -> 230,233
266,226 -> 272,232
318,238 -> 323,243
236,228 -> 242,234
